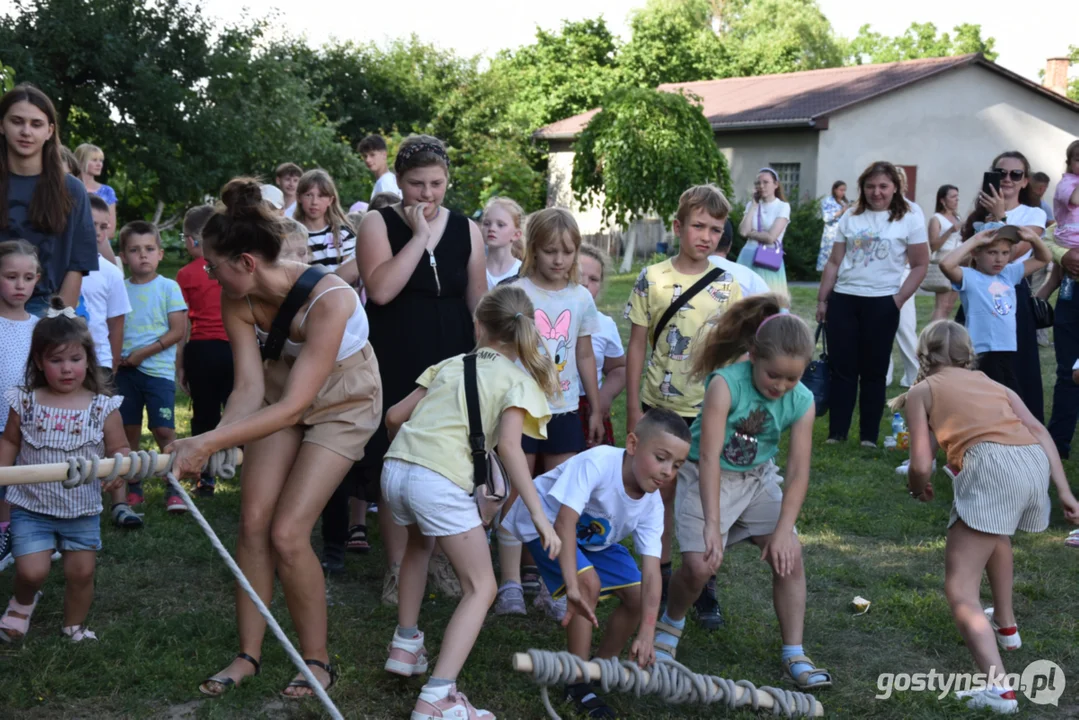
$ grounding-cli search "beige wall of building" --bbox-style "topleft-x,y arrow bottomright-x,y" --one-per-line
818,65 -> 1079,216
716,129 -> 820,206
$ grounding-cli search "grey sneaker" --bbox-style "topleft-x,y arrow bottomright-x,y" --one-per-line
495,581 -> 527,616
534,582 -> 566,622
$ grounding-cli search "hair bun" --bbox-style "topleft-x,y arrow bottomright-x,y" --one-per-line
220,177 -> 265,218
47,295 -> 66,312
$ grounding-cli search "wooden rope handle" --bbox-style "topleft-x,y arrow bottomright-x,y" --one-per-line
0,449 -> 244,487
511,653 -> 824,717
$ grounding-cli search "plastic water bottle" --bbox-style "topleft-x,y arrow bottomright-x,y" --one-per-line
893,413 -> 909,450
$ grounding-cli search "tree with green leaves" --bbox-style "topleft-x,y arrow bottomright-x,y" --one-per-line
0,0 -> 360,224
846,22 -> 998,65
571,87 -> 731,267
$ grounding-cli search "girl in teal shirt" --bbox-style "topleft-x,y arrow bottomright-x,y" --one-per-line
657,293 -> 833,692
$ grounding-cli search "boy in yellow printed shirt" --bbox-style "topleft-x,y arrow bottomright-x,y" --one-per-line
624,184 -> 741,631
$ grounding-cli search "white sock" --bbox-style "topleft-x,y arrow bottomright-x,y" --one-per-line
419,679 -> 454,702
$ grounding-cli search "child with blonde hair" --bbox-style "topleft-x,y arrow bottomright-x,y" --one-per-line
902,320 -> 1078,714
495,207 -> 603,615
658,293 -> 831,694
482,196 -> 523,289
294,169 -> 355,270
380,284 -> 561,720
577,244 -> 625,447
278,218 -> 311,264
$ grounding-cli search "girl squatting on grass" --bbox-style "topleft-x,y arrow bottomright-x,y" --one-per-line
380,284 -> 561,720
898,320 -> 1079,714
0,297 -> 130,642
657,293 -> 834,692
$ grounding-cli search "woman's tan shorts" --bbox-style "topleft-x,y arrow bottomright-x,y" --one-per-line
263,343 -> 382,462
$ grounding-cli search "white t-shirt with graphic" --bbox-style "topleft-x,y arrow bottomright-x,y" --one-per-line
516,277 -> 600,414
504,445 -> 664,558
582,312 -> 624,392
833,208 -> 928,297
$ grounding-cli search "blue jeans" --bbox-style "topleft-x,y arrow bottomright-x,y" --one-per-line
1048,284 -> 1079,457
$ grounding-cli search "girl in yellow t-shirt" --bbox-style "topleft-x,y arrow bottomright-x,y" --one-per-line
379,284 -> 563,720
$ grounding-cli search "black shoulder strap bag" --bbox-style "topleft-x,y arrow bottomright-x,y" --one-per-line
260,265 -> 332,362
463,353 -> 509,527
651,267 -> 724,349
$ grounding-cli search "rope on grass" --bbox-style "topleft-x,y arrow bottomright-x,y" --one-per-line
524,649 -> 820,719
62,448 -> 344,720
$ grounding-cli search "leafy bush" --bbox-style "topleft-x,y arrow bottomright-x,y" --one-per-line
730,195 -> 825,281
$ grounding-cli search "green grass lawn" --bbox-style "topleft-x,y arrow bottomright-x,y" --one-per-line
2,270 -> 1078,719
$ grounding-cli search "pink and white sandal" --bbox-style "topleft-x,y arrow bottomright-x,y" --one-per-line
0,591 -> 43,642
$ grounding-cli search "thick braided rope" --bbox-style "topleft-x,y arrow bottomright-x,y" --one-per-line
525,649 -> 819,719
62,449 -> 343,720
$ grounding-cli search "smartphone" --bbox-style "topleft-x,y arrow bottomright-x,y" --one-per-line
982,170 -> 1002,196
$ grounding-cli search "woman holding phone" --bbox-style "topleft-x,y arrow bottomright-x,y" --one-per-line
962,151 -> 1047,421
737,168 -> 791,295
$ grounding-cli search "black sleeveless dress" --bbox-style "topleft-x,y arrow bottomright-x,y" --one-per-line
363,206 -> 476,465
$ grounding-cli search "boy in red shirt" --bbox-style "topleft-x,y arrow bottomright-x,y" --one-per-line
176,205 -> 233,496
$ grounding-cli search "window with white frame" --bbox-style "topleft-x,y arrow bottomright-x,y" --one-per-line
770,162 -> 801,200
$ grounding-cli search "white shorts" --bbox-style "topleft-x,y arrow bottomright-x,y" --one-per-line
381,458 -> 482,537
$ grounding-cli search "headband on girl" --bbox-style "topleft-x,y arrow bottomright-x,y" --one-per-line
397,142 -> 450,168
756,308 -> 790,337
758,167 -> 779,181
46,306 -> 77,319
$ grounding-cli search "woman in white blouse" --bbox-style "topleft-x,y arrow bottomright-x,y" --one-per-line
817,161 -> 930,446
922,185 -> 962,321
737,168 -> 791,295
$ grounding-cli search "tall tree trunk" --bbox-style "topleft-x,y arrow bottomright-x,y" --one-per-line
620,220 -> 637,274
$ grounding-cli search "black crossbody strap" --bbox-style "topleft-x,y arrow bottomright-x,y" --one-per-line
463,354 -> 485,490
261,265 -> 331,362
651,267 -> 723,349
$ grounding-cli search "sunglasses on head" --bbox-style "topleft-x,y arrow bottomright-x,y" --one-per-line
993,168 -> 1026,182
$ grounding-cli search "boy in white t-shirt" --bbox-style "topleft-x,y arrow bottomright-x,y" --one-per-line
357,134 -> 401,200
87,195 -> 139,528
503,408 -> 691,718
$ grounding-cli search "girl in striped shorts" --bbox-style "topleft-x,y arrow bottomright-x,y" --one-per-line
899,320 -> 1079,715
0,298 -> 130,642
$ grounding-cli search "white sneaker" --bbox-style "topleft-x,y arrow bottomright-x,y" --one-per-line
955,688 -> 1018,714
895,459 -> 937,476
984,608 -> 1021,650
411,684 -> 494,720
386,630 -> 428,677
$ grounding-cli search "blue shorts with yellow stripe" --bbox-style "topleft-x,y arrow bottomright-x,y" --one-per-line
525,539 -> 641,600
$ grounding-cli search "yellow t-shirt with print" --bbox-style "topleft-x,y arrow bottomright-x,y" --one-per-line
385,349 -> 552,493
625,259 -> 742,418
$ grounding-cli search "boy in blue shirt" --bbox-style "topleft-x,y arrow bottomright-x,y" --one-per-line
503,409 -> 690,718
116,221 -> 188,513
939,225 -> 1050,392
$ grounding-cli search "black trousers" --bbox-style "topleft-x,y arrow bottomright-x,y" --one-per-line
321,461 -> 380,547
977,351 -> 1020,393
183,340 -> 234,437
825,292 -> 901,443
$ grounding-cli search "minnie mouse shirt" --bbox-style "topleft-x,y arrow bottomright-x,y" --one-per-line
516,277 -> 600,414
